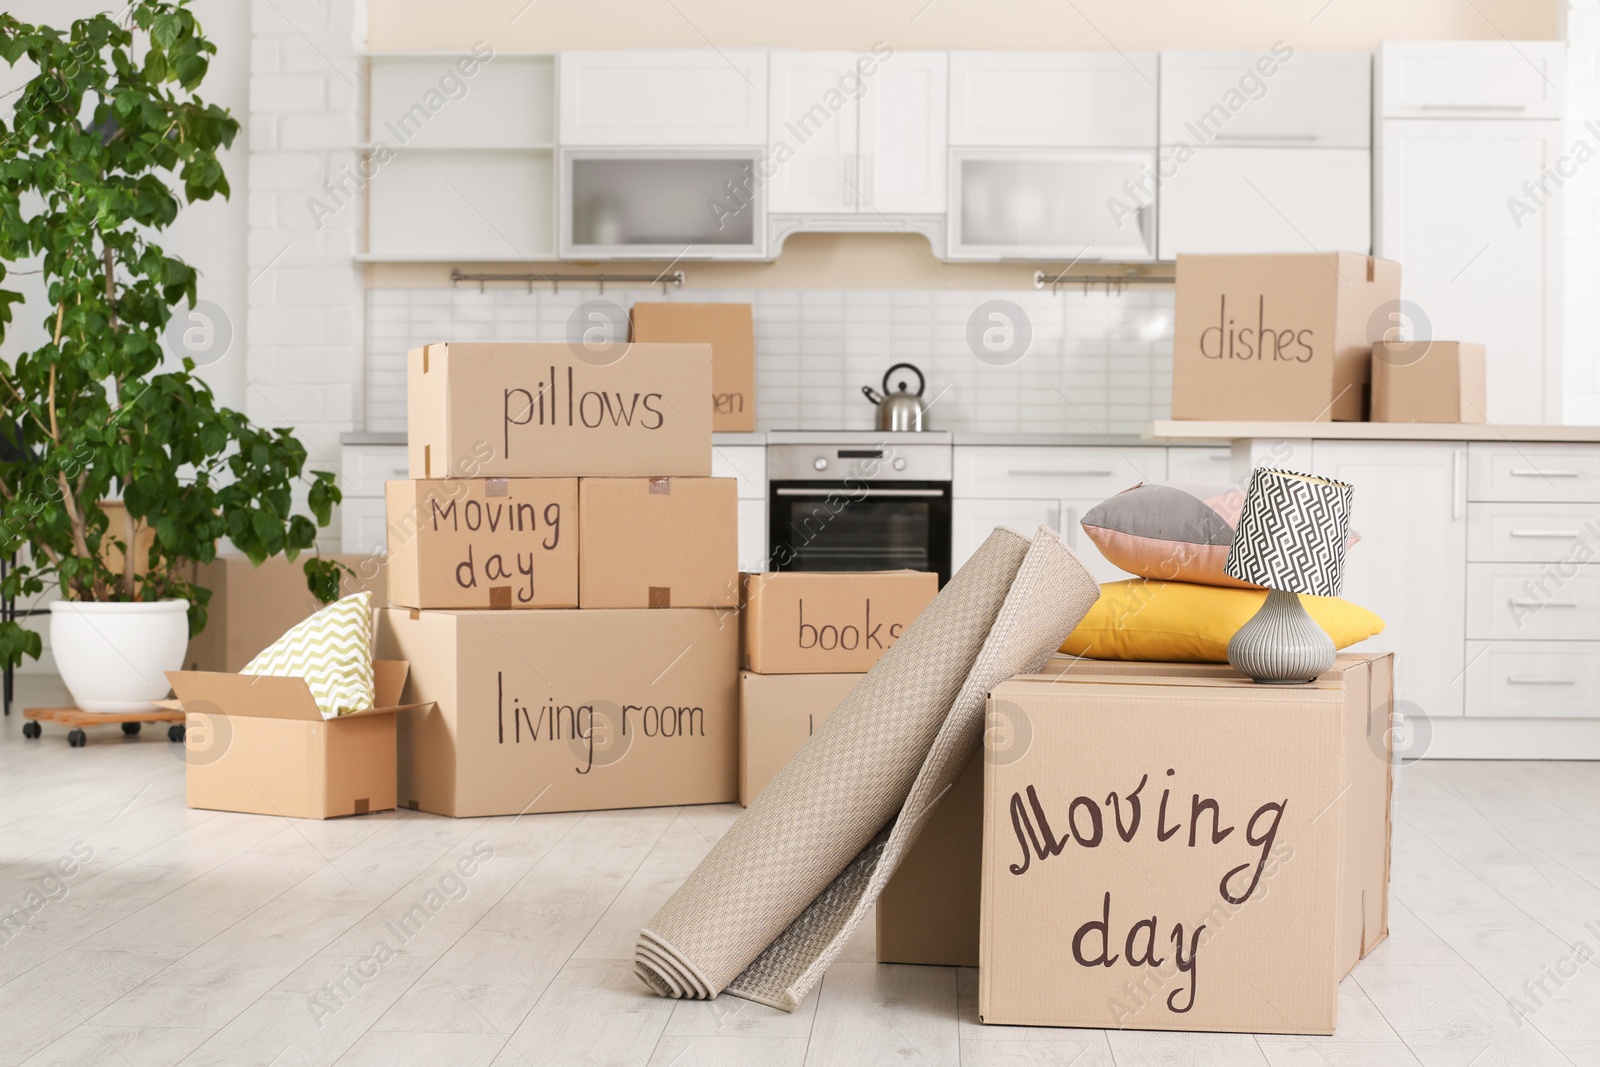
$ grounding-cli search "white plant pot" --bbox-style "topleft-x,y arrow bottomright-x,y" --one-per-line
49,599 -> 190,713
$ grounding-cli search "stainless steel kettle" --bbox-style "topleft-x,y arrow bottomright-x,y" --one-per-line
861,363 -> 928,432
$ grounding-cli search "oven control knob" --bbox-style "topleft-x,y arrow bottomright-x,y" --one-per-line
813,456 -> 829,471
892,457 -> 907,472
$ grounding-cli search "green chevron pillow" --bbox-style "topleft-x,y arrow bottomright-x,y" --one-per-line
241,591 -> 374,718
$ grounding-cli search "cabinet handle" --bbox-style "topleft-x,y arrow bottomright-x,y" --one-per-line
1506,675 -> 1579,686
1007,469 -> 1114,477
1420,103 -> 1528,112
1509,529 -> 1582,538
862,153 -> 874,203
843,154 -> 855,208
1510,468 -> 1581,477
1212,132 -> 1321,142
1507,598 -> 1578,608
1452,450 -> 1463,522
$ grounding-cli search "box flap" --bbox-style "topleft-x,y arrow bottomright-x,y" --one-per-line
167,670 -> 325,720
373,660 -> 409,709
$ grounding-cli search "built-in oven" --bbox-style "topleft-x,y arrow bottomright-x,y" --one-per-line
766,431 -> 954,585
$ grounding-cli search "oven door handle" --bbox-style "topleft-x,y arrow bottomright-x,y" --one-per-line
774,488 -> 947,498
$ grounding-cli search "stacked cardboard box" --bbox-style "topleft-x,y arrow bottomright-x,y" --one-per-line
737,570 -> 937,805
376,341 -> 744,817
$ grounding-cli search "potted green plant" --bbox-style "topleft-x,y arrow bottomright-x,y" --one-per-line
0,2 -> 344,712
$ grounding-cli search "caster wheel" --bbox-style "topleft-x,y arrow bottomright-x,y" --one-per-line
22,721 -> 41,739
68,729 -> 87,748
122,721 -> 141,736
167,724 -> 186,743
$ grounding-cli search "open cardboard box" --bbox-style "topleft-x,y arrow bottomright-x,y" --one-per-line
167,661 -> 428,820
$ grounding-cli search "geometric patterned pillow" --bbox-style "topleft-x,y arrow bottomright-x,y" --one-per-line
1081,482 -> 1359,591
241,591 -> 374,718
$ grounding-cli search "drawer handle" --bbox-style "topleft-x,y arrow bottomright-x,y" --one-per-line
1212,133 -> 1320,142
1006,470 -> 1114,477
1420,104 -> 1529,112
1506,675 -> 1579,686
1509,529 -> 1582,538
1507,598 -> 1578,608
1509,468 -> 1581,477
391,468 -> 409,476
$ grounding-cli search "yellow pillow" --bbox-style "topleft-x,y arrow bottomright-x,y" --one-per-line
1060,579 -> 1384,663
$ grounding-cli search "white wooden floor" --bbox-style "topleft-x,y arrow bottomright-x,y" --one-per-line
3,674 -> 1600,1067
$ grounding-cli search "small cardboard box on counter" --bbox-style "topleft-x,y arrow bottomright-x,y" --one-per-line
1172,253 -> 1401,422
167,661 -> 421,820
386,477 -> 578,609
407,342 -> 714,480
376,606 -> 739,817
1370,341 -> 1486,424
185,553 -> 386,673
630,302 -> 756,433
578,477 -> 739,609
739,671 -> 864,806
741,570 -> 938,674
879,653 -> 1393,1036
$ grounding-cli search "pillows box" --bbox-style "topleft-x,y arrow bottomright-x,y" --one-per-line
386,477 -> 578,610
167,661 -> 422,820
1371,341 -> 1487,424
738,670 -> 864,806
740,570 -> 939,674
184,553 -> 386,673
878,653 -> 1394,1036
578,477 -> 739,609
376,606 -> 738,817
630,302 -> 756,433
406,342 -> 713,479
1172,253 -> 1400,422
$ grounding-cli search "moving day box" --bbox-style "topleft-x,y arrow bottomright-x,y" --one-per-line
741,570 -> 938,674
1172,253 -> 1400,422
578,477 -> 738,609
376,607 -> 739,817
739,671 -> 864,806
167,661 -> 419,820
185,553 -> 386,673
630,302 -> 756,433
879,654 -> 1393,1036
386,478 -> 578,609
1371,341 -> 1486,424
407,342 -> 714,480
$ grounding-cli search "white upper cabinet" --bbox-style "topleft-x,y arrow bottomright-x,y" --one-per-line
767,52 -> 862,213
559,50 -> 769,146
860,52 -> 948,214
1159,50 -> 1370,148
948,52 -> 1157,148
1378,41 -> 1564,119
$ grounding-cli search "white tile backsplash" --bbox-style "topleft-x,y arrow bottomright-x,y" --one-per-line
363,286 -> 1175,435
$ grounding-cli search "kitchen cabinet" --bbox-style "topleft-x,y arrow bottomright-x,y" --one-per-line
558,50 -> 768,147
560,149 -> 767,259
859,52 -> 948,214
1164,445 -> 1236,484
713,444 -> 770,572
1375,42 -> 1564,425
949,52 -> 1157,148
767,52 -> 861,214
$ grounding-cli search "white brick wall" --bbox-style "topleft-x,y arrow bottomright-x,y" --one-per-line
1566,0 -> 1600,421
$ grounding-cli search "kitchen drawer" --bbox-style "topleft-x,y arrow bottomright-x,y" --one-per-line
1164,447 -> 1235,484
1464,641 -> 1600,719
1467,502 -> 1600,562
954,446 -> 1161,500
340,497 -> 389,556
342,444 -> 412,498
1466,563 -> 1600,642
1378,41 -> 1564,120
1468,443 -> 1600,502
712,445 -> 767,499
1160,50 -> 1371,148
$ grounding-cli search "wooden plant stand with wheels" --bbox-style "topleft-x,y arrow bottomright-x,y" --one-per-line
22,707 -> 187,747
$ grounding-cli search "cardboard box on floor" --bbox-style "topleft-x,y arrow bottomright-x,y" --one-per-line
630,302 -> 756,433
167,661 -> 422,820
1172,253 -> 1401,422
1370,341 -> 1487,424
407,342 -> 713,480
386,478 -> 578,609
184,553 -> 386,673
878,653 -> 1393,1036
578,477 -> 739,609
739,671 -> 864,806
376,606 -> 739,817
740,571 -> 938,674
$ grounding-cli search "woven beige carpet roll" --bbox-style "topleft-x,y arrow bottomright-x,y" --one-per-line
636,525 -> 1099,1009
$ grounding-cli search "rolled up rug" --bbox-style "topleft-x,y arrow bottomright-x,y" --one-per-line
635,525 -> 1100,1010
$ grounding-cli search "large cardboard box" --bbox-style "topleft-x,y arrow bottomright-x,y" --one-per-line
741,571 -> 938,674
1172,254 -> 1401,422
578,477 -> 738,609
738,671 -> 864,806
407,342 -> 713,480
184,553 -> 386,673
386,478 -> 578,609
630,302 -> 756,433
376,606 -> 739,816
878,654 -> 1393,1036
167,661 -> 419,820
1370,341 -> 1486,424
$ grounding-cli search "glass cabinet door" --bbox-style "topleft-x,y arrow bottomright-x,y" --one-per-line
562,151 -> 766,258
948,149 -> 1157,261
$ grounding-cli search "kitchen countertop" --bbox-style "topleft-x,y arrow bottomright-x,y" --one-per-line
340,430 -> 770,446
1143,420 -> 1600,443
340,430 -> 1218,447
